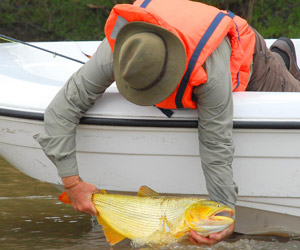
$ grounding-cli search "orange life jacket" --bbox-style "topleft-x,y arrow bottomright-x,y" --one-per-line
105,0 -> 256,109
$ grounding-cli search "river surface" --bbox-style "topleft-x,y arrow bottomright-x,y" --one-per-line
1,156 -> 300,250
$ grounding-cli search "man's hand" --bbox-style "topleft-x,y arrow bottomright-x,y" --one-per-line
62,175 -> 98,216
189,223 -> 234,246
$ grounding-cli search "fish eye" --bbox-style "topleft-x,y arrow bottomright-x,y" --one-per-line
217,205 -> 221,208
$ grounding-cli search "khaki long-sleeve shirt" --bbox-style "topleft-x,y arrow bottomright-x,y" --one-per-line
35,37 -> 238,209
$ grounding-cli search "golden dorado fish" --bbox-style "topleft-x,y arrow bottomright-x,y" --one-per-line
59,186 -> 234,246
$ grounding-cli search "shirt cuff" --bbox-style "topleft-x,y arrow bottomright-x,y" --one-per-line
33,132 -> 79,178
55,156 -> 79,177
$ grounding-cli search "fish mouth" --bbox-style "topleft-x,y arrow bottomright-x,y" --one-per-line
209,208 -> 235,222
213,209 -> 234,218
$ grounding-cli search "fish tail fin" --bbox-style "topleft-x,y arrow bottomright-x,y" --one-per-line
58,191 -> 72,205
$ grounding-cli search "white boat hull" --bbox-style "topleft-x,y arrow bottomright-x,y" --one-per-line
1,114 -> 300,235
1,40 -> 300,236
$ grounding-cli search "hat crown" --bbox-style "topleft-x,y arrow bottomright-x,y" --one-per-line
113,22 -> 186,106
119,32 -> 166,90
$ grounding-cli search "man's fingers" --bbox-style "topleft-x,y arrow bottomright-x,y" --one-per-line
90,202 -> 98,216
73,199 -> 97,215
66,181 -> 99,215
209,224 -> 234,241
190,231 -> 217,246
189,235 -> 202,245
89,185 -> 98,215
80,197 -> 98,216
189,223 -> 234,246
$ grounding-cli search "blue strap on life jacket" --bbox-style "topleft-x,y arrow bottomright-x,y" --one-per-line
140,0 -> 152,8
175,11 -> 240,108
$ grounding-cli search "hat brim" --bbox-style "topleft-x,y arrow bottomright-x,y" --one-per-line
114,22 -> 187,106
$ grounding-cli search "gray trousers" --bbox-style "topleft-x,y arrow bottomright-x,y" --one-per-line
247,29 -> 300,91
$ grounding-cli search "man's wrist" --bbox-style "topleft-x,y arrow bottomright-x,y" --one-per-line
62,175 -> 80,186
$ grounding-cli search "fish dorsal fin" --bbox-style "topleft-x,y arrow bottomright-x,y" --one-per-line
96,213 -> 125,245
138,185 -> 160,197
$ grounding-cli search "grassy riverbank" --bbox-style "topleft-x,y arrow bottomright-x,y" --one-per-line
1,0 -> 299,41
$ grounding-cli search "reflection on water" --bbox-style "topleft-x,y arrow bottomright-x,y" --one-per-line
1,156 -> 300,250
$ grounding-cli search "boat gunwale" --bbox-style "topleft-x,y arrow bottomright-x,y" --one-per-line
1,108 -> 300,129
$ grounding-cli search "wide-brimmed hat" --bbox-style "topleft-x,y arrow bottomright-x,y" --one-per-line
113,22 -> 187,106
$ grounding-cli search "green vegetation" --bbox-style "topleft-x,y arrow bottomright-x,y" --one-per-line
0,0 -> 299,41
201,0 -> 300,38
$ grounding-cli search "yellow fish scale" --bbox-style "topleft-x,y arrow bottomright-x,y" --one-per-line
93,194 -> 202,239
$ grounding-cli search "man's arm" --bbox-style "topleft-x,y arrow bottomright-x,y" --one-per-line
35,39 -> 114,214
191,37 -> 237,244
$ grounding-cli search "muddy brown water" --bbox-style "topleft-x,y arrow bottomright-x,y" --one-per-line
1,156 -> 300,250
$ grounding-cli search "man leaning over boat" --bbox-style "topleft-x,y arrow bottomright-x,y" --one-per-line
35,0 -> 300,246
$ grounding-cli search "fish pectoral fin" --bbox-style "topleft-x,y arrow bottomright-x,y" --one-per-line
96,214 -> 125,245
138,185 -> 160,197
